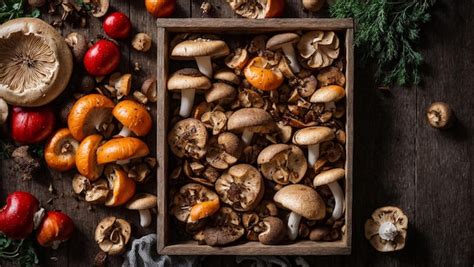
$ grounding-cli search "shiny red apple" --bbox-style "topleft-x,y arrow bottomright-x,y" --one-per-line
36,211 -> 74,247
103,12 -> 131,39
11,106 -> 55,144
0,192 -> 39,239
83,40 -> 121,77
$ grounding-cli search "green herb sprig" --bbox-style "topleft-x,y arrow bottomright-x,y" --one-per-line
0,0 -> 40,24
330,0 -> 436,87
0,234 -> 39,267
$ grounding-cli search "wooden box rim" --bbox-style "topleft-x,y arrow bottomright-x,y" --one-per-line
156,18 -> 354,256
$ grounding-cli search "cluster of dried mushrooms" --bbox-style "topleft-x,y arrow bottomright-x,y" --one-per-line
167,31 -> 348,246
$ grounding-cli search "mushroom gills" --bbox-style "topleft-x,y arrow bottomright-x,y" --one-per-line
281,44 -> 300,73
179,89 -> 196,117
328,181 -> 345,219
195,56 -> 213,78
287,212 -> 301,240
307,143 -> 320,166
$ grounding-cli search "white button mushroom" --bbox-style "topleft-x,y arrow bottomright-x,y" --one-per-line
313,168 -> 345,220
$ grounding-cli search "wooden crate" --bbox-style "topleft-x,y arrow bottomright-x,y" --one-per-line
156,18 -> 354,255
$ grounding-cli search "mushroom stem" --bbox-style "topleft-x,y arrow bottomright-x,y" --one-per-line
117,159 -> 130,165
378,221 -> 398,241
117,126 -> 132,137
287,212 -> 302,240
307,144 -> 320,166
328,181 -> 345,219
281,44 -> 300,73
241,129 -> 254,145
195,56 -> 213,77
325,101 -> 336,111
138,209 -> 152,227
179,89 -> 196,117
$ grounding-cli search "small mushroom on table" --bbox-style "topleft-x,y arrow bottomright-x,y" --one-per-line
310,85 -> 346,111
266,33 -> 301,73
168,118 -> 208,159
227,108 -> 275,145
257,144 -> 307,185
95,216 -> 131,256
112,100 -> 152,137
426,101 -> 454,129
313,168 -> 345,220
168,68 -> 212,117
273,184 -> 326,240
126,193 -> 157,227
365,206 -> 408,252
292,126 -> 335,167
96,137 -> 150,165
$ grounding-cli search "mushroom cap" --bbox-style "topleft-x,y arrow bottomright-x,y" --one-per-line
365,206 -> 408,252
168,118 -> 208,159
95,216 -> 131,256
0,18 -> 73,107
167,68 -> 212,91
75,134 -> 104,181
292,126 -> 335,146
227,108 -> 274,133
266,33 -> 300,50
84,179 -> 110,204
96,137 -> 150,164
67,94 -> 115,141
297,31 -> 340,69
105,167 -> 136,207
44,128 -> 79,172
244,57 -> 284,91
213,69 -> 241,85
0,98 -> 8,125
206,132 -> 242,170
171,183 -> 219,223
204,82 -> 236,104
313,168 -> 345,186
258,216 -> 286,245
273,184 -> 326,220
126,193 -> 157,210
202,207 -> 244,246
257,144 -> 307,185
310,85 -> 345,103
112,100 -> 152,136
171,38 -> 230,59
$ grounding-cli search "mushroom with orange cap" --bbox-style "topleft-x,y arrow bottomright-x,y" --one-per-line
292,126 -> 335,167
244,57 -> 284,91
96,137 -> 149,165
313,168 -> 345,220
44,128 -> 79,172
75,134 -> 104,181
310,85 -> 345,111
112,100 -> 152,137
365,206 -> 408,252
227,108 -> 275,145
126,193 -> 157,227
171,183 -> 219,223
273,184 -> 326,240
104,166 -> 136,207
167,68 -> 212,117
266,33 -> 301,73
67,94 -> 115,141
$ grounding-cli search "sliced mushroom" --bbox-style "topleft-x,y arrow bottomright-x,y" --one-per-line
72,174 -> 91,195
365,206 -> 408,252
257,144 -> 307,185
203,207 -> 245,246
171,183 -> 219,223
215,164 -> 264,212
168,118 -> 208,159
206,132 -> 242,170
95,216 -> 131,255
201,110 -> 227,135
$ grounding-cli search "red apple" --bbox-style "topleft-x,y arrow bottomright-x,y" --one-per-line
0,192 -> 39,239
103,12 -> 131,39
36,211 -> 74,248
11,106 -> 55,144
84,40 -> 121,77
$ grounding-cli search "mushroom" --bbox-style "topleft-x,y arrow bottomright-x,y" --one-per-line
426,102 -> 454,129
317,66 -> 346,87
171,183 -> 219,223
171,37 -> 229,77
44,128 -> 79,172
126,193 -> 157,227
0,18 -> 73,107
214,69 -> 241,85
244,56 -> 284,91
225,48 -> 249,70
258,216 -> 286,245
113,100 -> 152,137
72,174 -> 110,204
65,32 -> 88,62
201,110 -> 227,135
104,166 -> 136,207
96,137 -> 150,165
297,31 -> 340,69
90,0 -> 109,17
310,85 -> 345,112
202,207 -> 245,246
302,0 -> 325,12
168,118 -> 208,159
168,68 -> 212,117
95,217 -> 131,256
114,74 -> 132,99
266,33 -> 301,73
365,206 -> 408,252
215,164 -> 264,212
75,134 -> 104,181
0,98 -> 8,125
313,168 -> 345,219
205,83 -> 237,105
141,78 -> 157,103
132,33 -> 152,52
227,108 -> 275,145
292,126 -> 335,166
206,132 -> 242,170
68,94 -> 115,141
273,184 -> 326,240
309,227 -> 331,241
257,144 -> 307,185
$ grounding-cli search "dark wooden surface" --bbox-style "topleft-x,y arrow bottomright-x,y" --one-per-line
0,0 -> 472,266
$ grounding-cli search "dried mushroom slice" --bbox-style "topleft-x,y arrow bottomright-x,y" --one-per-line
168,118 -> 208,159
206,132 -> 242,170
0,18 -> 73,107
203,207 -> 245,246
297,31 -> 340,69
365,206 -> 408,252
257,144 -> 307,185
201,110 -> 227,135
171,183 -> 219,223
215,164 -> 264,212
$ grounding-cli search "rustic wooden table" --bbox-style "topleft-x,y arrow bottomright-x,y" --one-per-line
1,0 -> 472,266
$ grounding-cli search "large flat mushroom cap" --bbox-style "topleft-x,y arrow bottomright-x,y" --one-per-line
292,126 -> 334,146
273,184 -> 326,220
0,18 -> 73,107
313,168 -> 345,186
167,68 -> 212,91
126,193 -> 157,210
227,108 -> 274,133
266,33 -> 300,50
171,39 -> 230,59
310,85 -> 345,103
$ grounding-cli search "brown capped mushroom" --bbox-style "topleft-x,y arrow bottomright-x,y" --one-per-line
302,0 -> 325,12
126,193 -> 157,227
317,66 -> 346,87
309,226 -> 331,241
215,164 -> 264,212
201,110 -> 227,135
365,206 -> 408,252
310,85 -> 346,111
225,48 -> 249,70
292,126 -> 335,166
213,69 -> 241,85
426,102 -> 454,129
168,118 -> 208,159
258,216 -> 286,245
95,217 -> 131,255
65,32 -> 87,62
227,108 -> 275,145
168,68 -> 212,117
72,174 -> 109,204
171,183 -> 219,223
141,78 -> 157,103
274,184 -> 326,240
206,132 -> 242,170
267,33 -> 301,73
202,207 -> 245,246
205,83 -> 237,105
297,31 -> 339,69
132,33 -> 152,52
313,168 -> 345,219
257,144 -> 307,185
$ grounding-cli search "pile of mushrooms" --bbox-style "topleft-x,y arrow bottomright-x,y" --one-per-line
167,31 -> 347,246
